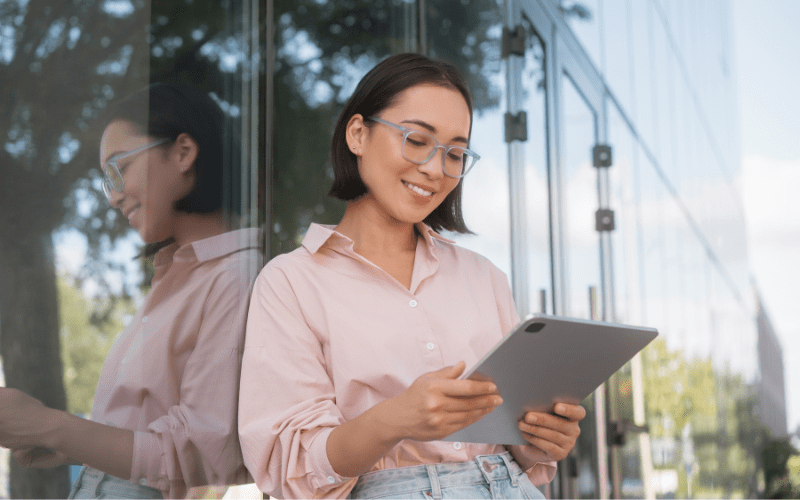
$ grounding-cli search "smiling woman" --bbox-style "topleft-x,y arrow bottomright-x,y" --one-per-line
238,53 -> 586,500
0,83 -> 261,499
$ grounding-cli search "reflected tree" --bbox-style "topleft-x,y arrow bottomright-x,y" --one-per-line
0,0 -> 254,496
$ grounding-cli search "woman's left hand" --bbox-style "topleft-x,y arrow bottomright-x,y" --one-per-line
518,402 -> 586,461
0,388 -> 51,450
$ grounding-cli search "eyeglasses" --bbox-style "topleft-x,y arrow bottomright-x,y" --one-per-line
367,116 -> 480,178
102,138 -> 169,199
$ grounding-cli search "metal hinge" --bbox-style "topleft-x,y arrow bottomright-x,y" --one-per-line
608,419 -> 650,446
502,25 -> 526,58
504,111 -> 527,143
595,208 -> 615,232
593,144 -> 612,167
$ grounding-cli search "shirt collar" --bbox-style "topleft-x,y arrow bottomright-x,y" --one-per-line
301,222 -> 454,255
154,228 -> 262,267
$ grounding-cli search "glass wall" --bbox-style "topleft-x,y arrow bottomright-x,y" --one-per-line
3,0 -> 770,498
1,0 -> 264,497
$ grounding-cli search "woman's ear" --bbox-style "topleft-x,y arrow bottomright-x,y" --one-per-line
173,133 -> 199,174
345,114 -> 366,156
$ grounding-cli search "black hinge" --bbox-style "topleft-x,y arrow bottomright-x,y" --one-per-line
593,144 -> 612,167
608,419 -> 650,446
504,111 -> 527,143
595,208 -> 615,232
502,25 -> 526,58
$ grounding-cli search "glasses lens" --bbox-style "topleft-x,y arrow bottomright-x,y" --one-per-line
442,148 -> 479,178
402,131 -> 436,163
104,161 -> 124,195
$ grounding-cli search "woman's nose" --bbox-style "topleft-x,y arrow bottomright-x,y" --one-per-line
417,147 -> 446,180
107,188 -> 125,208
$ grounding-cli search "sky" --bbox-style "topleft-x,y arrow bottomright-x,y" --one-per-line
731,0 -> 800,433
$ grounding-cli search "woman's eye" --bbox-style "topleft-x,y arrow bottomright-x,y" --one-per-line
406,138 -> 426,147
447,151 -> 465,162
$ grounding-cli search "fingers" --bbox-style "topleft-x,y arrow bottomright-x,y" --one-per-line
433,361 -> 466,379
554,403 -> 587,421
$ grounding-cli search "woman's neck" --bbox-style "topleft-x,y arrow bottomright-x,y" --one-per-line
335,198 -> 417,257
171,211 -> 231,248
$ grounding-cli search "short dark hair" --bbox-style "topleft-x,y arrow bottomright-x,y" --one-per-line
329,53 -> 474,234
102,82 -> 237,215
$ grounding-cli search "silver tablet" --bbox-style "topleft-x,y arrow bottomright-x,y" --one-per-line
442,314 -> 658,445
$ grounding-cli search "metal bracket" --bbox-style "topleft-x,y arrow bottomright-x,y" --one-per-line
595,209 -> 615,232
608,419 -> 650,446
593,144 -> 612,167
501,25 -> 526,58
504,111 -> 527,143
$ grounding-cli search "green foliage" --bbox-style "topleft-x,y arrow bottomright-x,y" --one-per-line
57,274 -> 133,415
641,338 -> 762,497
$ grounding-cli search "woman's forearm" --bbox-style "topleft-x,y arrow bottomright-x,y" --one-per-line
41,408 -> 134,479
326,399 -> 405,477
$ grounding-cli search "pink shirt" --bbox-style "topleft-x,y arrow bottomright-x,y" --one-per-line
239,223 -> 555,499
91,228 -> 262,498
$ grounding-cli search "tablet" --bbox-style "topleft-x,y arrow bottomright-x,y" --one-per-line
442,314 -> 658,445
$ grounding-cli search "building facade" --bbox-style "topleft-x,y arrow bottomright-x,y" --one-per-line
1,0 -> 782,498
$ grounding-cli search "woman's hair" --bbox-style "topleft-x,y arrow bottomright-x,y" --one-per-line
102,82 -> 236,215
329,53 -> 474,234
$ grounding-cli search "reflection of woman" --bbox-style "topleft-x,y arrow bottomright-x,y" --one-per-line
0,83 -> 259,499
239,53 -> 585,499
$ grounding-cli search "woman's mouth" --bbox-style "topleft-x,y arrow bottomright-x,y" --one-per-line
403,181 -> 434,197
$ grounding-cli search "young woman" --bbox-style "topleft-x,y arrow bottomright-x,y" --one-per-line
0,83 -> 260,499
239,53 -> 586,499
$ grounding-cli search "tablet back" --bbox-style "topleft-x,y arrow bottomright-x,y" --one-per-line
442,314 -> 658,445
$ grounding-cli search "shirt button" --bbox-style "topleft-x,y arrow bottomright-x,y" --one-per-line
141,316 -> 148,323
453,442 -> 462,450
327,476 -> 336,484
409,300 -> 418,307
139,478 -> 148,485
426,343 -> 435,350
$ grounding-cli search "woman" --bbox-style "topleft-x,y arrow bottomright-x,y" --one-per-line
0,83 -> 260,499
239,53 -> 586,499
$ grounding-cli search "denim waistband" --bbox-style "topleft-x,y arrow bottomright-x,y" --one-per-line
69,466 -> 163,499
349,452 -> 524,499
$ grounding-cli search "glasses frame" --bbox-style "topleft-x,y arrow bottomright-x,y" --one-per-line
102,138 -> 170,199
367,116 -> 480,178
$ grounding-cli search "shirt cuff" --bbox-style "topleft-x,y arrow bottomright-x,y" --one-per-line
131,431 -> 168,492
306,426 -> 361,491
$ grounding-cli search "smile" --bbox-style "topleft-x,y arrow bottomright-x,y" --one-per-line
403,181 -> 434,197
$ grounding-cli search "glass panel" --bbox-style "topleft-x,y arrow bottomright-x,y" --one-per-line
520,16 -> 551,314
558,0 -> 602,73
427,2 -> 511,275
2,0 -> 263,497
270,1 -> 417,256
560,73 -> 601,498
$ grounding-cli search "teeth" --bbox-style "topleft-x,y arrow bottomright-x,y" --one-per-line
404,181 -> 433,197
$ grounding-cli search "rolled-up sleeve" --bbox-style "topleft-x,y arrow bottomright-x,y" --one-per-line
130,268 -> 251,497
490,266 -> 557,486
239,261 -> 358,499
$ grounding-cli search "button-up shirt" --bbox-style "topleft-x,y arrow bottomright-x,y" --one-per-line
91,228 -> 262,498
239,223 -> 555,499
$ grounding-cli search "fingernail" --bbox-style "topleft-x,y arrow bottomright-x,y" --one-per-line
489,384 -> 497,392
528,415 -> 538,424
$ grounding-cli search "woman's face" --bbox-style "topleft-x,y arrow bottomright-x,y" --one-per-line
349,84 -> 471,226
99,119 -> 193,243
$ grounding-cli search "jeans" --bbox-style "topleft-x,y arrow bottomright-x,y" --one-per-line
347,452 -> 545,499
68,466 -> 163,499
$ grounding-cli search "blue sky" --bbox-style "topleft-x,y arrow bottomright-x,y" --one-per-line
732,0 -> 800,433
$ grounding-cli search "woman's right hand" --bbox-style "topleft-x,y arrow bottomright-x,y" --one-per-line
384,361 -> 502,442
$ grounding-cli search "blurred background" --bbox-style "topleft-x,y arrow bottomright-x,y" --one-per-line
1,0 -> 798,498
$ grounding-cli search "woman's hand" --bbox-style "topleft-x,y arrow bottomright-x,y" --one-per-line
0,388 -> 53,450
385,361 -> 502,442
518,403 -> 586,461
12,447 -> 72,468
